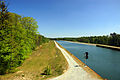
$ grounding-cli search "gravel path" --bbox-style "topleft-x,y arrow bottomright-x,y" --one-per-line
49,41 -> 101,80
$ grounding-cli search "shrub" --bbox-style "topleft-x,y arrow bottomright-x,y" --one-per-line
44,66 -> 52,75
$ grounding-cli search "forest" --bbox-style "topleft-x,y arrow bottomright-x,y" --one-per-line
52,32 -> 120,47
0,1 -> 49,74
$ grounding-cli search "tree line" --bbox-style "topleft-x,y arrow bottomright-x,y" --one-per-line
0,0 -> 49,74
51,32 -> 120,47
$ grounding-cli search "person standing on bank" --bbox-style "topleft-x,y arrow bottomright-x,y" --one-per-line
84,52 -> 88,67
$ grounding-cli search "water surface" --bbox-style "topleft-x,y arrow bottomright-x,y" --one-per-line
57,41 -> 120,80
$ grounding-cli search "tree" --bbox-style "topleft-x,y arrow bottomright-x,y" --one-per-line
52,33 -> 120,47
0,1 -> 50,74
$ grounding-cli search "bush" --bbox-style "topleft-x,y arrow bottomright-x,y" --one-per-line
44,66 -> 52,75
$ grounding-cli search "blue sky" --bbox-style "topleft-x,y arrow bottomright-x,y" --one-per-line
9,0 -> 120,38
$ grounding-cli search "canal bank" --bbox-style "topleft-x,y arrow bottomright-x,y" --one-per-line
55,41 -> 104,80
96,44 -> 120,51
64,41 -> 120,51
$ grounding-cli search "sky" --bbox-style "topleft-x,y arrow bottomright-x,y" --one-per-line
8,0 -> 120,38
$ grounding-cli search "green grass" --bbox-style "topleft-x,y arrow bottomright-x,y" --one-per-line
0,41 -> 68,80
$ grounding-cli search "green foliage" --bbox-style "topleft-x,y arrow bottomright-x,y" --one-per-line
0,1 -> 49,74
44,66 -> 52,75
52,32 -> 120,47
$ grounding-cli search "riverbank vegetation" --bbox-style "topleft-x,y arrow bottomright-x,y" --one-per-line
0,0 -> 49,74
51,33 -> 120,47
0,41 -> 68,80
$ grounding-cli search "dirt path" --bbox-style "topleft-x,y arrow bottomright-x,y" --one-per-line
49,41 -> 102,80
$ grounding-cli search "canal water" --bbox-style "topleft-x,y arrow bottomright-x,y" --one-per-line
57,41 -> 120,80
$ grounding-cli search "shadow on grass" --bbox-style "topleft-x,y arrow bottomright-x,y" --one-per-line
41,73 -> 46,75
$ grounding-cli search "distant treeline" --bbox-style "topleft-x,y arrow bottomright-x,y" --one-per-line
51,33 -> 120,47
0,1 -> 49,74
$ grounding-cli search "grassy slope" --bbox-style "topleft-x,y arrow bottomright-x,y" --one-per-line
0,41 -> 68,80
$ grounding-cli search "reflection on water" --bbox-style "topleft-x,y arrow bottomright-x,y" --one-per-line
57,41 -> 120,80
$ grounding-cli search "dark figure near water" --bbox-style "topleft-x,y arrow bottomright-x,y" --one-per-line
84,52 -> 88,67
85,52 -> 88,59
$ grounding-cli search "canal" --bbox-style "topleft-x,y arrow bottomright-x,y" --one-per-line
57,41 -> 120,80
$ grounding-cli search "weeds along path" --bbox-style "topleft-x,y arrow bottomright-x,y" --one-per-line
49,41 -> 101,80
